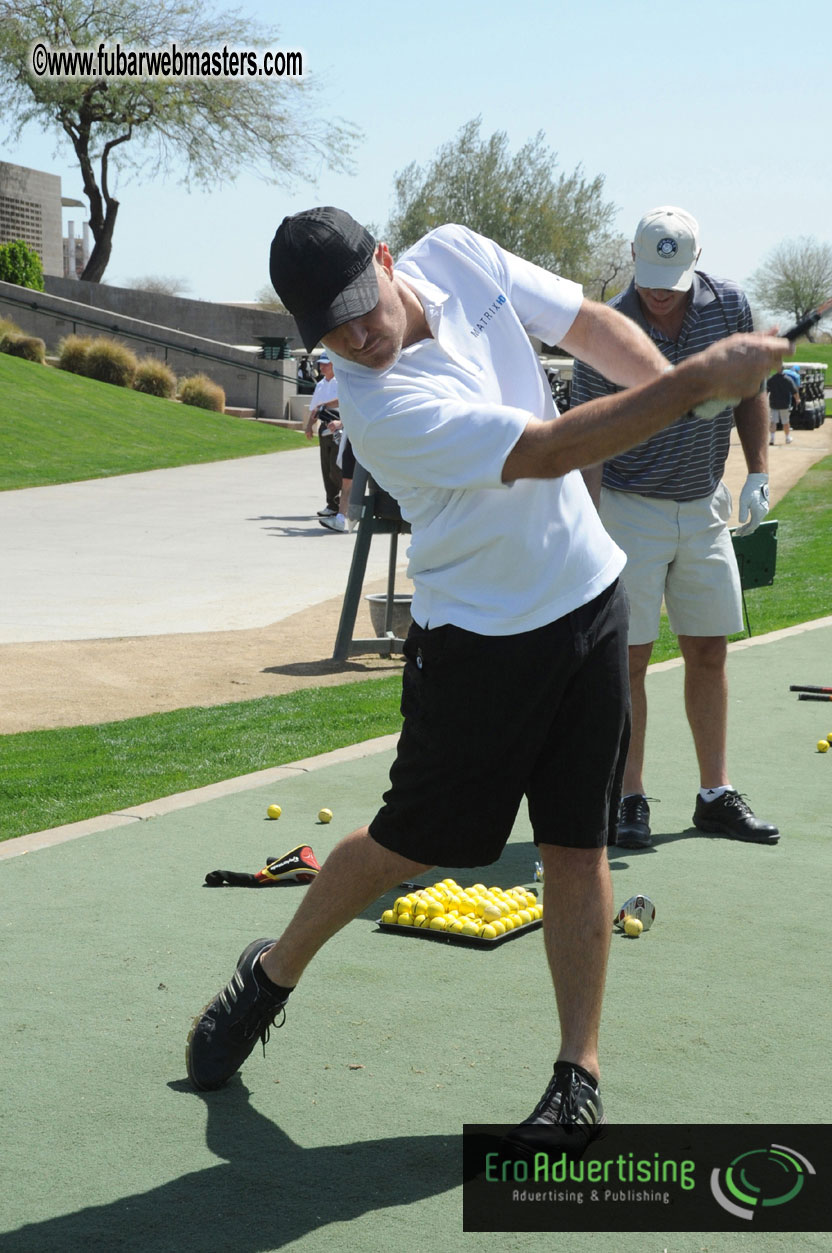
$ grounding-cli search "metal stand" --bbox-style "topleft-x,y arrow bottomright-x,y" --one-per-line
332,477 -> 411,661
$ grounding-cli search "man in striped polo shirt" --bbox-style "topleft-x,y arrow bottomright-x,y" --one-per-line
571,206 -> 779,849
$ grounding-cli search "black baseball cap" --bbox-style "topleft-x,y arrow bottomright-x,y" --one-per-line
269,207 -> 379,351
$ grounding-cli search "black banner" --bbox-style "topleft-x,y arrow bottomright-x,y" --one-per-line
462,1124 -> 831,1232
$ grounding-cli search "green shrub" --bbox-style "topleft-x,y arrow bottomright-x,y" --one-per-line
57,334 -> 94,375
179,373 -> 226,412
1,333 -> 46,363
84,338 -> 138,387
0,239 -> 44,290
133,358 -> 177,398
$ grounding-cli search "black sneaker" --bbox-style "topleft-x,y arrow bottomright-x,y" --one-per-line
503,1062 -> 606,1157
693,790 -> 779,844
186,938 -> 285,1091
616,794 -> 652,848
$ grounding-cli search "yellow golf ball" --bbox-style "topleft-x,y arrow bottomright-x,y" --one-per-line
624,917 -> 643,937
318,808 -> 333,823
396,912 -> 413,927
393,896 -> 411,916
266,804 -> 282,820
381,909 -> 396,925
429,915 -> 448,931
460,920 -> 480,937
427,900 -> 446,919
817,739 -> 830,754
480,923 -> 497,940
413,913 -> 429,928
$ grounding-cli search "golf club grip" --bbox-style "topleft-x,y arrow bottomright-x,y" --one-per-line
797,693 -> 832,702
790,685 -> 832,694
781,296 -> 832,343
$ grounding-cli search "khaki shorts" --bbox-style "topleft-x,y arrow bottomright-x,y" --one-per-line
600,483 -> 743,645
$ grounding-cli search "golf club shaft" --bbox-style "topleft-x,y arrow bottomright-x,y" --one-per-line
797,693 -> 832,702
790,685 -> 832,694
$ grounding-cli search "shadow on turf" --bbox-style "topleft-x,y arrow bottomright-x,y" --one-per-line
1,1080 -> 462,1252
263,658 -> 402,677
610,825 -> 766,858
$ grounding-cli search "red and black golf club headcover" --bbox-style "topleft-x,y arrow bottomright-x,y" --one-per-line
205,844 -> 321,888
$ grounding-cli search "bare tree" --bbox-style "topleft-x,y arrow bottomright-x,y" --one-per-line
747,236 -> 832,338
254,283 -> 289,314
583,234 -> 633,303
128,274 -> 191,296
0,0 -> 358,282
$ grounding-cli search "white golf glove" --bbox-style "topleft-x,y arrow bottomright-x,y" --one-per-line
691,397 -> 740,420
735,473 -> 770,537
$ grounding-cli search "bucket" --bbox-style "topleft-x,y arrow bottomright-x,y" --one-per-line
365,593 -> 413,638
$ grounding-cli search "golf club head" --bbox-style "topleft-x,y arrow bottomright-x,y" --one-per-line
614,894 -> 656,931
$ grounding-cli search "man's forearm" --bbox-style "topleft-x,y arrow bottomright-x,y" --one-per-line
734,391 -> 770,475
503,333 -> 788,483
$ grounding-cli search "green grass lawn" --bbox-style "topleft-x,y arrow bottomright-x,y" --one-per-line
0,679 -> 404,841
0,353 -> 308,490
789,342 -> 832,371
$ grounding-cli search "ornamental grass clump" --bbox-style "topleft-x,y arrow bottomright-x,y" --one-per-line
57,334 -> 94,375
133,358 -> 177,398
178,373 -> 226,412
1,333 -> 46,363
84,339 -> 138,387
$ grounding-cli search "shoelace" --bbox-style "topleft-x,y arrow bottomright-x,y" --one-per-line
717,791 -> 753,816
529,1069 -> 577,1124
244,1002 -> 287,1056
620,795 -> 656,822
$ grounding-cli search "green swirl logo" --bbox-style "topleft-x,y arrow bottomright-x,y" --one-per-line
710,1144 -> 816,1220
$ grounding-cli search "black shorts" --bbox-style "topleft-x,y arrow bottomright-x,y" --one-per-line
340,438 -> 356,478
369,581 -> 631,867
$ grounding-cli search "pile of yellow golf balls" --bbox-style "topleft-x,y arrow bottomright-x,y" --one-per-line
380,879 -> 541,939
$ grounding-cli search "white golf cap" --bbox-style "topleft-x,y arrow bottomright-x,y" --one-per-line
633,206 -> 700,291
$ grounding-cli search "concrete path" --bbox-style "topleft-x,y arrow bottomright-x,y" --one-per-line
2,417 -> 830,648
0,448 -> 399,644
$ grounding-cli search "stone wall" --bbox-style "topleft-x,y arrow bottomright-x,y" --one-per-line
0,280 -> 297,418
44,275 -> 297,347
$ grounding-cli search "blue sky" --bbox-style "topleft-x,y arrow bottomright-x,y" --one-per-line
4,0 -> 830,308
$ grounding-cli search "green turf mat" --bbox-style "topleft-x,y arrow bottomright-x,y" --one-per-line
1,624 -> 830,1251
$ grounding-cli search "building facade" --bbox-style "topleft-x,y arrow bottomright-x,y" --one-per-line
0,161 -> 63,277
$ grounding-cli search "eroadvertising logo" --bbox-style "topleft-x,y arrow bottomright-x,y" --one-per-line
462,1125 -> 827,1233
710,1143 -> 816,1220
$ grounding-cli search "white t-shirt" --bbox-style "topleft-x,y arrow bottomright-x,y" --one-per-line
329,225 -> 624,634
310,374 -> 338,413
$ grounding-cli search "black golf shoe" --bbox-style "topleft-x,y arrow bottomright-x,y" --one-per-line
186,938 -> 285,1091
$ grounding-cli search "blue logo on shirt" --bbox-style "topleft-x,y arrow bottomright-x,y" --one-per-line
470,294 -> 507,338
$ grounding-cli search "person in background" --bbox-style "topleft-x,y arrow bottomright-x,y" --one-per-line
304,353 -> 342,521
767,365 -> 799,445
571,205 -> 779,850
